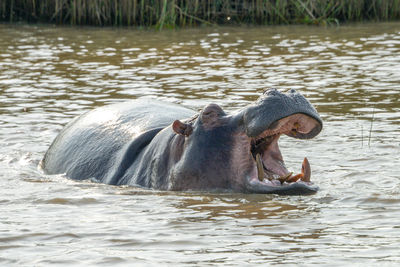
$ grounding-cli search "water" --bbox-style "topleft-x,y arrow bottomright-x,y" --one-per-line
1,22 -> 400,266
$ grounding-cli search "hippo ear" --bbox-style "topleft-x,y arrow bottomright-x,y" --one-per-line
172,120 -> 193,136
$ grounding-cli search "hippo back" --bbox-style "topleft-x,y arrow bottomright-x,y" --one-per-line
41,99 -> 195,184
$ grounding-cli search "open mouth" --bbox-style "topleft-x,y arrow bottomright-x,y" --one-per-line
249,114 -> 319,186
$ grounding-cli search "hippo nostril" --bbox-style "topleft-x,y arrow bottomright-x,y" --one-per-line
263,88 -> 277,96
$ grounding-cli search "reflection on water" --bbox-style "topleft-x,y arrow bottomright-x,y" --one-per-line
173,194 -> 310,221
1,22 -> 400,265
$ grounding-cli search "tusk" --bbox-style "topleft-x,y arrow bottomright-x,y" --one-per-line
301,157 -> 311,182
256,154 -> 264,181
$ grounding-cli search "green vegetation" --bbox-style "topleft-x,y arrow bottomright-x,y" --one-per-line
2,0 -> 400,29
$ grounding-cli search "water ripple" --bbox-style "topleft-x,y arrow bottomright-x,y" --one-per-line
1,22 -> 400,266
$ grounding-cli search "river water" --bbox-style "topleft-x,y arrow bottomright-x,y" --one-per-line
0,22 -> 399,266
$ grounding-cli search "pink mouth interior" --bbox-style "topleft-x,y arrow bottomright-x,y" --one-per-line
261,134 -> 287,177
250,114 -> 319,184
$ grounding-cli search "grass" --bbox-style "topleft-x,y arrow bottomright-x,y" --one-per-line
1,0 -> 400,29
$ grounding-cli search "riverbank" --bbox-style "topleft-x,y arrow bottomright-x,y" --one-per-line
2,0 -> 400,29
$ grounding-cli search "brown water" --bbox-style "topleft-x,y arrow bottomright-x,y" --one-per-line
1,22 -> 400,266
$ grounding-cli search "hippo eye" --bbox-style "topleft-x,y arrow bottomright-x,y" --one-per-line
201,104 -> 225,124
202,104 -> 224,115
202,110 -> 214,116
201,111 -> 218,124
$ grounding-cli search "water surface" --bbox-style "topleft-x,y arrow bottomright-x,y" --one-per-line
1,22 -> 400,266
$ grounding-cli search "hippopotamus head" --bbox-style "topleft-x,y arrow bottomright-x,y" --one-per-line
170,89 -> 322,195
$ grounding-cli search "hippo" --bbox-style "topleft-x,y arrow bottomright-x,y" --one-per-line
40,89 -> 323,195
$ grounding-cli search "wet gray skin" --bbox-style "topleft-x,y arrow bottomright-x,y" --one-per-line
41,89 -> 322,195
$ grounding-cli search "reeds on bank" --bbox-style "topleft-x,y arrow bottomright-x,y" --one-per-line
2,0 -> 400,28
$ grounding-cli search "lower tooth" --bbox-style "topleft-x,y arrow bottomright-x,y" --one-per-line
256,154 -> 264,181
277,172 -> 293,183
287,174 -> 303,183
